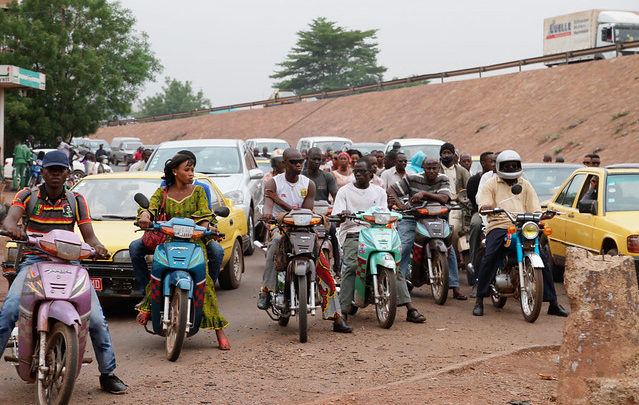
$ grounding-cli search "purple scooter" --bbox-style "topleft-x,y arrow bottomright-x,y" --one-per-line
2,229 -> 98,405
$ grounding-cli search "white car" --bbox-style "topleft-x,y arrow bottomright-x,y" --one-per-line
146,139 -> 264,255
245,138 -> 290,154
296,136 -> 352,153
4,148 -> 85,182
383,138 -> 445,161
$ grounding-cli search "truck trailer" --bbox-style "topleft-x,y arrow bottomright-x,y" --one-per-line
543,9 -> 639,64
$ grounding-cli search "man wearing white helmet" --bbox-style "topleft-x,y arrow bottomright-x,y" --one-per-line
472,150 -> 569,317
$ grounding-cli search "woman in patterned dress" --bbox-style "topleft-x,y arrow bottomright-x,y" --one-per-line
136,153 -> 230,349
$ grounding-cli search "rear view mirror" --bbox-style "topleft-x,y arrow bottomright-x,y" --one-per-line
578,199 -> 597,215
214,206 -> 230,218
249,168 -> 264,180
511,184 -> 523,195
134,193 -> 150,209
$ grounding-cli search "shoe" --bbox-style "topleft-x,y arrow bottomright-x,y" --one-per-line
333,317 -> 353,333
548,303 -> 569,317
472,301 -> 484,316
406,308 -> 426,323
100,373 -> 127,394
217,338 -> 231,350
257,292 -> 270,310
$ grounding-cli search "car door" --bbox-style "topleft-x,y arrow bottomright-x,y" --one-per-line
566,174 -> 600,254
548,173 -> 588,258
243,145 -> 263,206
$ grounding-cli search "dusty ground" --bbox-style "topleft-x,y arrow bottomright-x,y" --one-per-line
95,55 -> 639,164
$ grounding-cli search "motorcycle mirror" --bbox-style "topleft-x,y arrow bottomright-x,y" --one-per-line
134,193 -> 150,209
511,184 -> 523,195
214,206 -> 230,218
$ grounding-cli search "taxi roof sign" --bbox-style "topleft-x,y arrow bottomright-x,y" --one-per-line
0,65 -> 45,90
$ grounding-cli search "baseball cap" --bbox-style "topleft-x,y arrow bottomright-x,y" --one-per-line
42,150 -> 70,168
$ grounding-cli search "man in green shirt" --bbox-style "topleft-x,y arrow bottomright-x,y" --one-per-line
12,139 -> 32,190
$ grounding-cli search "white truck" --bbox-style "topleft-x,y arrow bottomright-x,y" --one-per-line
543,10 -> 639,64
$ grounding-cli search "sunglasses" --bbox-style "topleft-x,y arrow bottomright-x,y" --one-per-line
287,159 -> 304,165
397,159 -> 407,163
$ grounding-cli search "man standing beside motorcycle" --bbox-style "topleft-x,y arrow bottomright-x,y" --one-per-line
472,150 -> 569,317
0,150 -> 127,394
334,158 -> 427,323
388,157 -> 467,300
258,148 -> 352,333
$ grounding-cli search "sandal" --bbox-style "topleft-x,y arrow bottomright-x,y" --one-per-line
217,338 -> 231,350
406,308 -> 426,323
136,311 -> 150,326
453,290 -> 468,301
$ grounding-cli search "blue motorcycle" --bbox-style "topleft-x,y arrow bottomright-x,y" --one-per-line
134,193 -> 228,361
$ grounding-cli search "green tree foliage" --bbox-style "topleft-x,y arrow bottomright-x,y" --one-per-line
136,77 -> 211,117
0,0 -> 161,145
271,17 -> 387,95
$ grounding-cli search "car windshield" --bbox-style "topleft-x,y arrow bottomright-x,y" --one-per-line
256,142 -> 288,152
522,166 -> 578,201
73,178 -> 162,220
146,146 -> 242,174
352,144 -> 385,155
314,141 -> 352,152
605,174 -> 639,212
393,144 -> 442,161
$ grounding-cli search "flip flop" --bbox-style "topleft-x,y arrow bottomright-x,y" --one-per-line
453,292 -> 468,301
136,311 -> 150,326
218,338 -> 231,350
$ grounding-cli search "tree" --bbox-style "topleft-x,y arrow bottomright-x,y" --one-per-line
136,77 -> 211,117
271,17 -> 387,95
0,0 -> 161,145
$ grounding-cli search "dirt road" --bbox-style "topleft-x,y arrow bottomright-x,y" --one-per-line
0,253 -> 567,404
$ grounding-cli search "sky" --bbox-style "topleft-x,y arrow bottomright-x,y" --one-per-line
119,0 -> 639,109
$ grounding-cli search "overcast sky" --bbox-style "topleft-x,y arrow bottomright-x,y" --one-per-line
119,0 -> 638,108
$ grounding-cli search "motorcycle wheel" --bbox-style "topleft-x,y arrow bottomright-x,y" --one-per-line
296,274 -> 308,343
278,315 -> 290,326
219,239 -> 244,290
37,322 -> 79,405
375,266 -> 397,329
430,251 -> 449,305
520,258 -> 543,323
491,293 -> 507,308
166,289 -> 188,361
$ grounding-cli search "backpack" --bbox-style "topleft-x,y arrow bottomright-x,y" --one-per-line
25,188 -> 78,220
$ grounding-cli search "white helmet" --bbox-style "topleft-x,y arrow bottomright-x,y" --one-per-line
495,150 -> 522,180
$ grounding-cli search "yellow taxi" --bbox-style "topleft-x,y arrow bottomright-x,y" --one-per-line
543,164 -> 639,280
2,172 -> 247,298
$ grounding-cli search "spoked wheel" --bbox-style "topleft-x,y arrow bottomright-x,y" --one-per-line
374,266 -> 397,329
430,251 -> 449,305
296,274 -> 308,343
166,289 -> 188,361
37,322 -> 79,405
520,258 -> 543,323
491,292 -> 507,308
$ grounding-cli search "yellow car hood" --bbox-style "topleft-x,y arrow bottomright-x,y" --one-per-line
83,221 -> 139,254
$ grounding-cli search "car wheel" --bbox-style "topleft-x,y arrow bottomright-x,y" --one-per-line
244,207 -> 255,256
219,239 -> 244,290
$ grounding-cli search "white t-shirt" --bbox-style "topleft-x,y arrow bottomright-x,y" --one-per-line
272,173 -> 310,216
476,171 -> 497,226
332,182 -> 387,244
58,141 -> 72,159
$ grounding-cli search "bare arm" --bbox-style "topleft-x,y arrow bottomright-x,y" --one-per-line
301,181 -> 316,210
411,191 -> 449,205
2,206 -> 26,240
261,178 -> 279,221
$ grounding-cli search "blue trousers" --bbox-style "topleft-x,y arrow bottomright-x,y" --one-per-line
130,238 -> 225,293
0,256 -> 116,374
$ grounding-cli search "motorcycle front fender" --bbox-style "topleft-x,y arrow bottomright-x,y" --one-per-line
164,271 -> 194,297
525,252 -> 544,269
37,300 -> 80,332
428,239 -> 448,254
368,252 -> 397,275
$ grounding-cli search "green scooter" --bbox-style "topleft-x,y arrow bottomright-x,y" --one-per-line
334,207 -> 402,328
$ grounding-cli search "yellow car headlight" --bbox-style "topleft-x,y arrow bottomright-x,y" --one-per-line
521,222 -> 539,240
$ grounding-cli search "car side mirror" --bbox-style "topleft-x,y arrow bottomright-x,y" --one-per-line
249,168 -> 264,180
214,206 -> 230,218
134,193 -> 150,209
578,199 -> 597,215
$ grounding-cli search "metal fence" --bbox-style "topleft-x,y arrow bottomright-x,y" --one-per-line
103,40 -> 639,127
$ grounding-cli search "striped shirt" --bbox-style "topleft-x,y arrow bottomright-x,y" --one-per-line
390,173 -> 452,201
12,185 -> 91,233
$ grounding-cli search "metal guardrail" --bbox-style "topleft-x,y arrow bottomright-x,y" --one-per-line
102,40 -> 639,127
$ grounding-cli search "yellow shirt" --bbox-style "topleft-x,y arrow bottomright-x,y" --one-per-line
478,176 -> 541,233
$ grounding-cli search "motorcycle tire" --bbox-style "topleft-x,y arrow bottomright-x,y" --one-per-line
166,288 -> 188,361
296,274 -> 308,343
520,258 -> 543,323
430,251 -> 449,306
375,266 -> 397,329
37,322 -> 79,405
278,315 -> 290,326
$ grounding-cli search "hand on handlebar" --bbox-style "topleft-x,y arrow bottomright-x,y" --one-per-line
409,192 -> 425,205
5,224 -> 26,241
93,244 -> 109,259
261,212 -> 273,222
137,212 -> 151,229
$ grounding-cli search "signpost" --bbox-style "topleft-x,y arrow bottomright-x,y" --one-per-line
0,65 -> 46,170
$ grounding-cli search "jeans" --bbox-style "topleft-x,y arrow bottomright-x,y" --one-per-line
398,218 -> 460,288
0,255 -> 117,374
130,237 -> 225,293
261,234 -> 281,292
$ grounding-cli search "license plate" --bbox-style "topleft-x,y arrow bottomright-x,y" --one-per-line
90,278 -> 103,291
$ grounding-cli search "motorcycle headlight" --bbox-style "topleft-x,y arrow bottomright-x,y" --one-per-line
521,222 -> 539,240
112,250 -> 131,263
373,212 -> 391,225
293,214 -> 312,226
173,224 -> 194,239
5,247 -> 18,263
224,190 -> 244,205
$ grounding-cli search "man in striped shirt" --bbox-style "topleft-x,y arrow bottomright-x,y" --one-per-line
0,150 -> 127,394
388,158 -> 467,300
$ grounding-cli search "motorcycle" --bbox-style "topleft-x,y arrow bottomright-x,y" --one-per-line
260,208 -> 323,343
454,190 -> 474,285
334,206 -> 402,329
479,185 -> 558,323
134,193 -> 228,360
1,229 -> 99,405
401,201 -> 458,305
